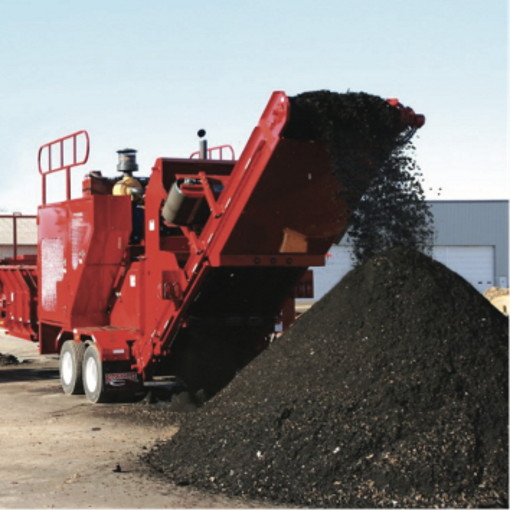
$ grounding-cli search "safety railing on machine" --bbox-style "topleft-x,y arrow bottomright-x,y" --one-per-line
189,144 -> 235,161
38,130 -> 90,205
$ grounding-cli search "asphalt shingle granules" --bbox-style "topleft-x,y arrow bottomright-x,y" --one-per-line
146,249 -> 508,508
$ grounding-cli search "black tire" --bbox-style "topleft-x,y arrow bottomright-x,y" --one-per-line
59,340 -> 86,395
82,344 -> 110,404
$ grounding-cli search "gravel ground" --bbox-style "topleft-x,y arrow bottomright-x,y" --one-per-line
0,335 -> 270,509
145,248 -> 508,508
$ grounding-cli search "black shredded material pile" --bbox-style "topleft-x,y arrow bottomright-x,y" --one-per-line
145,248 -> 508,508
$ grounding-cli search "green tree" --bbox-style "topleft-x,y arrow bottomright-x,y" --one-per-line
346,143 -> 434,265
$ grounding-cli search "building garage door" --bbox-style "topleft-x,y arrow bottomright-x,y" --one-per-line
432,246 -> 494,293
311,245 -> 354,300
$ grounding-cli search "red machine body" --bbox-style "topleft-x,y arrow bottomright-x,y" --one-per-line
0,215 -> 38,340
0,91 -> 425,402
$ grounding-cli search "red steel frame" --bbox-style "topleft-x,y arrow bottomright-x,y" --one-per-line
32,92 -> 330,382
0,265 -> 38,340
131,92 -> 327,376
0,214 -> 38,339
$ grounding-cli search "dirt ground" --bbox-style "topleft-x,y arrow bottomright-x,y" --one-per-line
0,332 -> 265,509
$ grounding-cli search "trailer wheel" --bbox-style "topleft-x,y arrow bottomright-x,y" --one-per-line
60,340 -> 86,395
82,344 -> 109,403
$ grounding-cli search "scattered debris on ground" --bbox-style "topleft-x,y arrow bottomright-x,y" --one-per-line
145,248 -> 508,508
140,386 -> 203,413
0,353 -> 20,366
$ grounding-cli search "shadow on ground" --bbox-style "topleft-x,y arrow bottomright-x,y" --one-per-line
0,365 -> 60,383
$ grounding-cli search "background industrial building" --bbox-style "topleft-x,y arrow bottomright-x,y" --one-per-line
1,201 -> 508,300
0,214 -> 37,259
312,200 -> 509,299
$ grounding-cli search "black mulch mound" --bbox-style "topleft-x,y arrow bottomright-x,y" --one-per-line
145,248 -> 508,508
0,353 -> 20,366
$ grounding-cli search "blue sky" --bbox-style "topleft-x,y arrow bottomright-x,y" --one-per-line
0,0 -> 507,213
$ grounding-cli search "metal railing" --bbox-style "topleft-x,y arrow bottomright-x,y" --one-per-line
38,130 -> 90,205
190,144 -> 235,160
